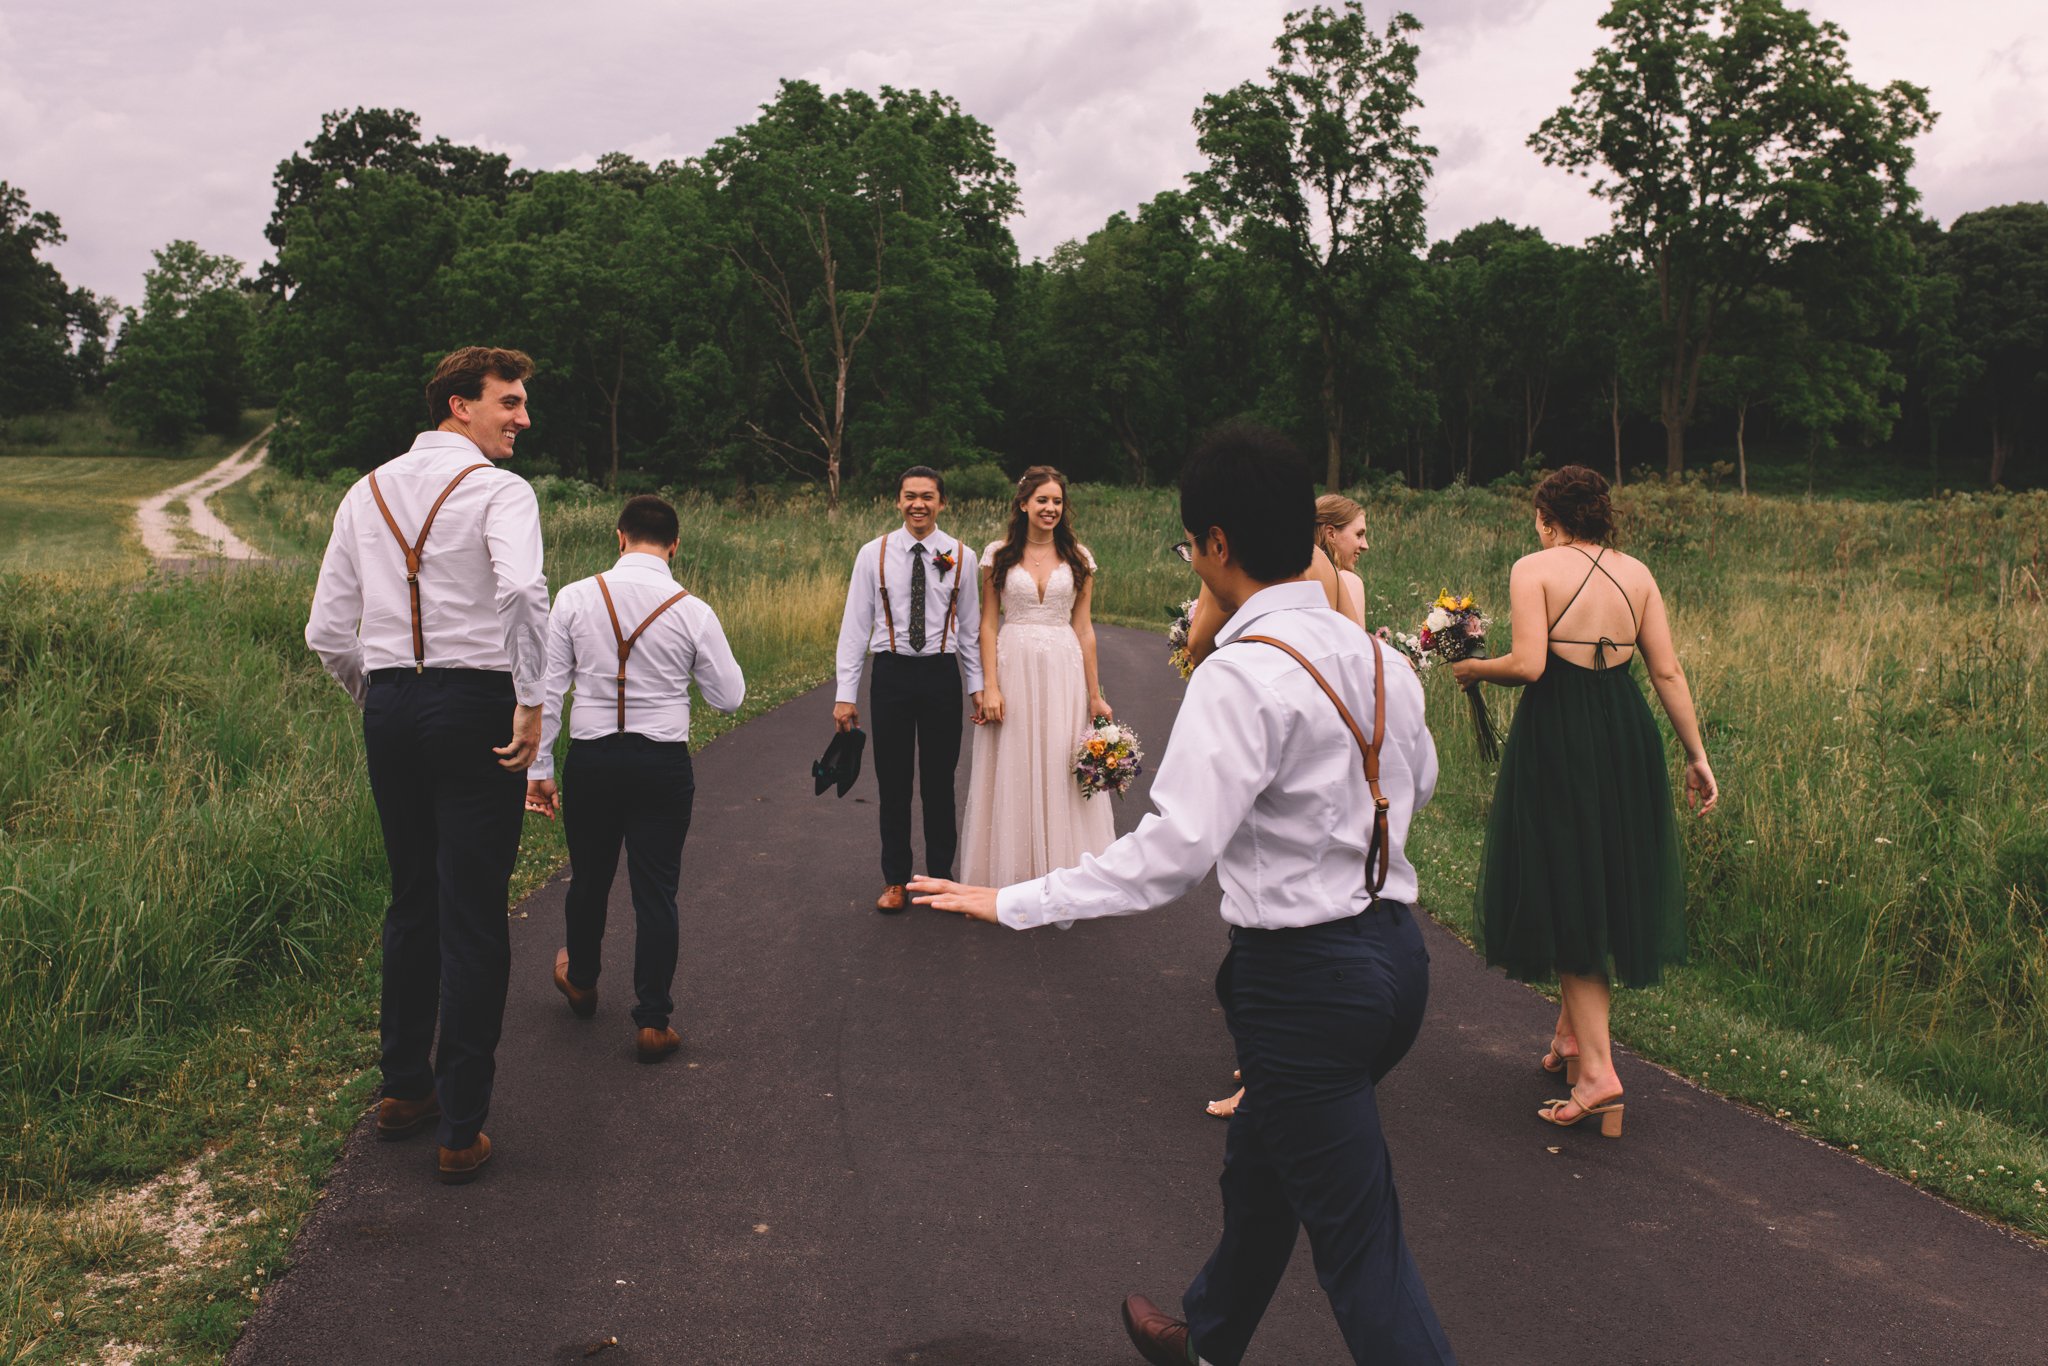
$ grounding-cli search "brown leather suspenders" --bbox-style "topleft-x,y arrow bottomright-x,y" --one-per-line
874,531 -> 961,654
1239,633 -> 1392,898
594,575 -> 691,733
366,463 -> 493,671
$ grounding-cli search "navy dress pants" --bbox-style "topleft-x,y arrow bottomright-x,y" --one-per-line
559,733 -> 696,1031
869,651 -> 962,885
1183,903 -> 1458,1366
363,669 -> 524,1151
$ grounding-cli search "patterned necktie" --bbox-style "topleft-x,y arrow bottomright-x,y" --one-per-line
908,543 -> 928,652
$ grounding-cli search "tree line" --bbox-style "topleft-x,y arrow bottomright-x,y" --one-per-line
4,0 -> 2044,494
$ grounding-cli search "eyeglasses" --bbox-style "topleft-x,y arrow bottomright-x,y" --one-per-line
1170,539 -> 1194,563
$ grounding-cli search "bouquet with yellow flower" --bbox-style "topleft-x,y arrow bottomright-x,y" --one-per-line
1165,597 -> 1199,679
1073,716 -> 1144,799
1396,589 -> 1501,762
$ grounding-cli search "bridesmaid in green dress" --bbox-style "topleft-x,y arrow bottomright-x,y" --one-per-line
1451,466 -> 1717,1138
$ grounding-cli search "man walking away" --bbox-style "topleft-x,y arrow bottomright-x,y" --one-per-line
525,494 -> 745,1063
306,346 -> 550,1185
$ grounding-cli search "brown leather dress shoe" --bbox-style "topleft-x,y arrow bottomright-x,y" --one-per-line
1121,1294 -> 1193,1366
436,1133 -> 491,1185
554,947 -> 597,1018
375,1091 -> 441,1141
875,884 -> 907,913
636,1026 -> 682,1064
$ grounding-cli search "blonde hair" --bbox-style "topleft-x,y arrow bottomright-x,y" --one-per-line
1314,494 -> 1365,561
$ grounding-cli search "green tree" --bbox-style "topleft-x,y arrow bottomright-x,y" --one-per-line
65,289 -> 115,396
0,182 -> 81,416
1033,192 -> 1210,483
1532,0 -> 1932,475
259,167 -> 463,475
699,81 -> 1019,504
1193,2 -> 1434,488
262,108 -> 525,292
443,169 -> 689,486
1938,203 -> 2048,487
105,242 -> 254,444
1892,218 -> 1976,489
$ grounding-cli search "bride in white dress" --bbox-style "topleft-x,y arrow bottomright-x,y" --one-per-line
960,466 -> 1115,886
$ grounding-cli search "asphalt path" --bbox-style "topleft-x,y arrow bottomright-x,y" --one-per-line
234,625 -> 2047,1365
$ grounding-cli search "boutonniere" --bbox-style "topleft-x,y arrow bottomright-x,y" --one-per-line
932,547 -> 957,579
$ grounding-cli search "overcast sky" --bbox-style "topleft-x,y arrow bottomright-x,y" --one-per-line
3,0 -> 2041,308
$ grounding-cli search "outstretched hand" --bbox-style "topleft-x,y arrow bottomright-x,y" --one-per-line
908,876 -> 999,923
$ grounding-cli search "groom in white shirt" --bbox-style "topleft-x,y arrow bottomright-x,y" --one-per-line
833,467 -> 984,912
913,426 -> 1457,1365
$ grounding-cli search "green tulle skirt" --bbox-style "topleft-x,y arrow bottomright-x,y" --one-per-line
1475,655 -> 1686,989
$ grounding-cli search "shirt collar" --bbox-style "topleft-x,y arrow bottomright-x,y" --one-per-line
1215,580 -> 1330,647
897,526 -> 951,555
612,552 -> 674,576
406,430 -> 490,460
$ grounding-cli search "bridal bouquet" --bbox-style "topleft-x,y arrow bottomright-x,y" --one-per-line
1165,598 -> 1198,679
1074,716 -> 1144,800
1401,590 -> 1502,763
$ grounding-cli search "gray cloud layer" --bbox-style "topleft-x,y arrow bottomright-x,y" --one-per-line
2,1 -> 2040,308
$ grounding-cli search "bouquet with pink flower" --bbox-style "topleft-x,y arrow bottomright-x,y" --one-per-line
1073,716 -> 1144,799
1396,590 -> 1501,762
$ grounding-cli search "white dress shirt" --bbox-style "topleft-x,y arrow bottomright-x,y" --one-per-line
528,552 -> 747,781
305,431 -> 550,706
995,581 -> 1439,930
834,525 -> 985,702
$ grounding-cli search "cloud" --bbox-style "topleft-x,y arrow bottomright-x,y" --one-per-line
3,0 -> 2043,307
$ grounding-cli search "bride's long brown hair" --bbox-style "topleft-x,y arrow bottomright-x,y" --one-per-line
990,466 -> 1093,588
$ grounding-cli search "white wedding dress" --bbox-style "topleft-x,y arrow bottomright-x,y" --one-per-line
960,544 -> 1116,886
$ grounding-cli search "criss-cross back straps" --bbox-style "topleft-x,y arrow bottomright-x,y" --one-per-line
594,574 -> 691,733
366,463 -> 494,671
1548,546 -> 1639,670
1238,633 -> 1392,899
875,532 -> 961,656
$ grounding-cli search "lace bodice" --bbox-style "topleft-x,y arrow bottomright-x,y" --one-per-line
987,541 -> 1091,628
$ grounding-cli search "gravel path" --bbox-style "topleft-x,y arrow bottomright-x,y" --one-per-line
135,427 -> 272,564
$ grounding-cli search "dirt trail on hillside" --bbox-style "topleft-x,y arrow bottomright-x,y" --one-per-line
136,427 -> 272,565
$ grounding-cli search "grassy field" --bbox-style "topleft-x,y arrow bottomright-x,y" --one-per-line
0,455 -> 221,578
0,403 -> 266,463
2,473 -> 2044,1361
0,407 -> 277,580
